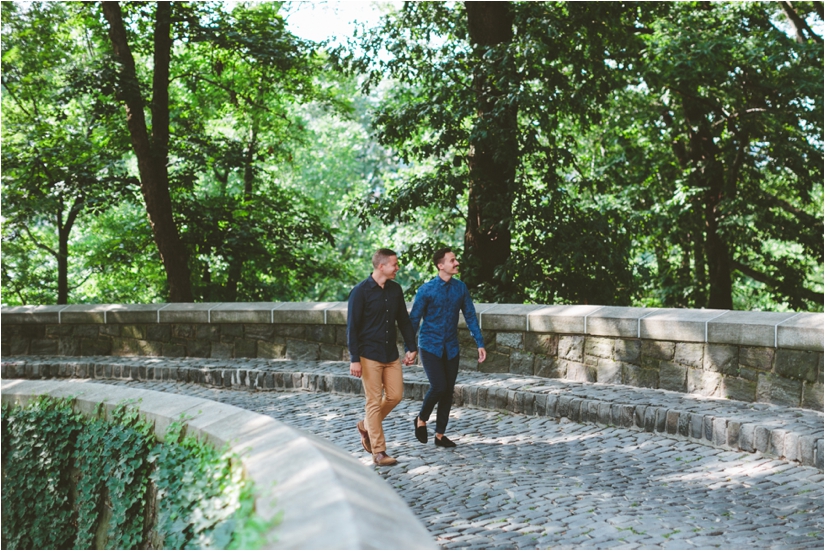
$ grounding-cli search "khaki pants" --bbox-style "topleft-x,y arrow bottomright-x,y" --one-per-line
360,357 -> 403,454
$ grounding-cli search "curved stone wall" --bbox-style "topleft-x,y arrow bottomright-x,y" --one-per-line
0,379 -> 436,550
2,303 -> 822,410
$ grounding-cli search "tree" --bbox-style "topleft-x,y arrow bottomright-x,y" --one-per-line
101,1 -> 194,302
1,2 -> 132,304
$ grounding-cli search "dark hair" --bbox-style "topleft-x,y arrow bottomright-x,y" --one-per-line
372,248 -> 397,268
432,247 -> 453,269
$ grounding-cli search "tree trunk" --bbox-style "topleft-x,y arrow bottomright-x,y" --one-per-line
102,1 -> 193,302
463,1 -> 518,300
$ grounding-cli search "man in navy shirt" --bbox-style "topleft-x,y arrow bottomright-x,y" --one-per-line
347,248 -> 418,466
409,247 -> 486,447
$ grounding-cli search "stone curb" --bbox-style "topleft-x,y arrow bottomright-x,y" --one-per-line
0,379 -> 436,550
2,303 -> 822,351
3,356 -> 822,471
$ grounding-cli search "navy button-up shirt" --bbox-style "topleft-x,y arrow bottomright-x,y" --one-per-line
409,276 -> 484,360
347,275 -> 417,363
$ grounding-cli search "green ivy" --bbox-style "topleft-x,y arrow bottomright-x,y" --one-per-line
0,398 -> 268,550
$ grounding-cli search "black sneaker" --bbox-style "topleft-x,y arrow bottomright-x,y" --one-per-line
435,434 -> 456,448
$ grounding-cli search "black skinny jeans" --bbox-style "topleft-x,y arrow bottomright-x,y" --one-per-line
418,349 -> 460,435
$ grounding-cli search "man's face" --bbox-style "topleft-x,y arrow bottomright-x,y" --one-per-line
378,255 -> 400,279
438,252 -> 460,275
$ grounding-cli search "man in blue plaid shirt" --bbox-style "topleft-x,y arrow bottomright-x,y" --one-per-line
409,247 -> 486,447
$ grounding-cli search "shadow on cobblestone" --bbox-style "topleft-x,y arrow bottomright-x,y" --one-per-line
91,380 -> 823,551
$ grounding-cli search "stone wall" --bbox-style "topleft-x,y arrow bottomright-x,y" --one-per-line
2,302 -> 822,411
1,379 -> 436,549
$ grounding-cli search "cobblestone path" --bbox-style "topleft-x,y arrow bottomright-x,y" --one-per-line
100,379 -> 823,550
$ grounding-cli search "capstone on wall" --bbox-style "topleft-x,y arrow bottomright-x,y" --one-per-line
2,302 -> 823,411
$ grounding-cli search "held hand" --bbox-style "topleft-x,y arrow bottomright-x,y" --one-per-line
403,350 -> 418,366
478,347 -> 487,363
350,362 -> 362,378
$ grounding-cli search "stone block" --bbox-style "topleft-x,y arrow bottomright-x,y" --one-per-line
754,426 -> 770,452
244,324 -> 275,341
534,356 -> 560,378
641,340 -> 675,361
783,432 -> 799,462
776,312 -> 824,351
674,342 -> 703,368
210,342 -> 234,359
686,368 -> 721,397
509,351 -> 534,375
272,301 -> 338,324
566,362 -> 594,382
527,304 -> 603,333
286,339 -> 319,361
162,344 -> 186,357
80,338 -> 111,356
120,325 -> 145,339
640,308 -> 725,342
60,304 -> 108,324
738,347 -> 774,371
160,303 -> 221,324
146,324 -> 171,343
186,340 -> 211,358
703,343 -> 739,376
708,310 -> 796,347
801,382 -> 823,411
585,337 -> 614,359
210,302 -> 274,324
655,408 -> 667,433
598,402 -> 612,425
614,339 -> 641,364
665,410 -> 679,435
172,324 -> 194,339
568,399 -> 582,422
323,301 -> 348,325
478,352 -> 509,373
721,376 -> 756,403
643,407 -> 656,432
623,365 -> 658,389
58,338 -> 80,356
458,357 -> 478,371
756,373 -> 802,407
678,411 -> 690,436
586,306 -> 652,338
73,324 -> 100,339
336,326 -> 348,346
235,339 -> 257,358
496,331 -> 523,349
738,423 -> 755,451
659,361 -> 686,392
713,418 -> 727,446
45,324 -> 73,337
558,335 -> 584,362
818,440 -> 824,471
596,360 -> 622,384
633,405 -> 646,429
320,344 -> 345,361
703,415 -> 713,442
306,325 -> 336,345
196,324 -> 221,341
30,338 -> 58,355
274,324 -> 306,338
479,304 -> 542,331
106,303 -> 166,324
100,324 -> 121,337
524,333 -> 557,356
774,349 -> 818,382
738,367 -> 759,381
769,429 -> 787,458
799,435 -> 816,467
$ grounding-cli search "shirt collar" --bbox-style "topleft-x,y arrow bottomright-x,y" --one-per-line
367,275 -> 379,288
434,275 -> 452,286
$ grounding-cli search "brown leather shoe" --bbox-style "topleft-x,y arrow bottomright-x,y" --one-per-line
373,452 -> 397,466
357,421 -> 372,453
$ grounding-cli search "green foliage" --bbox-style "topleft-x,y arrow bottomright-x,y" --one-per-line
0,398 -> 262,550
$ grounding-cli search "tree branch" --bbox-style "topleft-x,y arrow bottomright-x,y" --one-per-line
780,1 -> 823,43
732,259 -> 823,304
18,222 -> 58,258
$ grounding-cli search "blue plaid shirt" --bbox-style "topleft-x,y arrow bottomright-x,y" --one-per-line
409,276 -> 484,360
